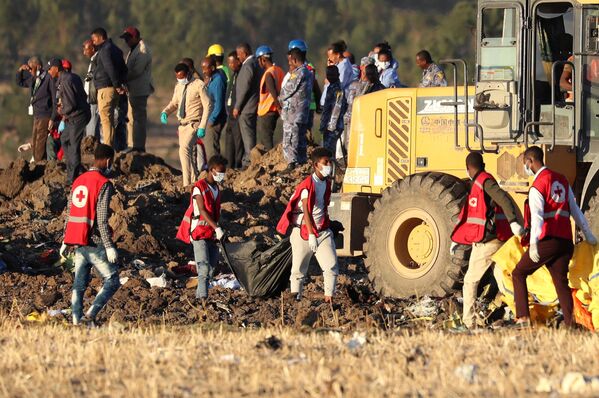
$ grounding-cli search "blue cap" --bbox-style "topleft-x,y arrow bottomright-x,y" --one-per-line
288,39 -> 307,52
255,45 -> 273,58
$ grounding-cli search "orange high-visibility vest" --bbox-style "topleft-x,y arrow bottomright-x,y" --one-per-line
258,65 -> 284,116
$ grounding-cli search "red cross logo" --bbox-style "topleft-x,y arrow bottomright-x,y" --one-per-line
72,185 -> 89,208
469,198 -> 478,207
551,181 -> 566,203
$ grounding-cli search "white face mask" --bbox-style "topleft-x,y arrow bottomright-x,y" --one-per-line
320,165 -> 332,178
377,61 -> 390,72
213,171 -> 225,183
177,78 -> 188,85
524,162 -> 534,177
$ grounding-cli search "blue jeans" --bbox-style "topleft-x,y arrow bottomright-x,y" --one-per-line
85,104 -> 101,139
72,245 -> 120,323
192,239 -> 219,298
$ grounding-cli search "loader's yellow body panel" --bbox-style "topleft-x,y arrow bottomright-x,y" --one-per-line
343,86 -> 576,214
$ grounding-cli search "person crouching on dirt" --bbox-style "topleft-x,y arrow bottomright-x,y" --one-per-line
177,155 -> 227,302
450,152 -> 524,329
60,144 -> 120,326
276,147 -> 338,303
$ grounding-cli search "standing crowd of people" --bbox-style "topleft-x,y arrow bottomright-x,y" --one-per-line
16,32 -> 448,186
15,30 -> 451,326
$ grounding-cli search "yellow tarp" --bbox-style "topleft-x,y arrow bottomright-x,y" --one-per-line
492,236 -> 599,327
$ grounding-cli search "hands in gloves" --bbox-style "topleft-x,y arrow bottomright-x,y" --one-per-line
215,227 -> 225,240
308,234 -> 318,252
196,127 -> 206,138
529,243 -> 540,263
160,112 -> 168,125
17,143 -> 32,152
510,222 -> 525,237
450,242 -> 458,256
106,247 -> 118,264
58,120 -> 65,132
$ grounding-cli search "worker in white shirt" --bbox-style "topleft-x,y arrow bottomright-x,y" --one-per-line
512,146 -> 597,328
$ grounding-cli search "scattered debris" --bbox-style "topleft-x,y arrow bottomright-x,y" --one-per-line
256,335 -> 283,351
218,354 -> 240,364
210,274 -> 241,290
560,372 -> 599,394
346,332 -> 367,352
146,274 -> 168,288
454,364 -> 478,384
406,296 -> 441,318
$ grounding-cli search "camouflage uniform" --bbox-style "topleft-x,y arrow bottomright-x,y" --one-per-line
279,64 -> 313,164
419,63 -> 448,88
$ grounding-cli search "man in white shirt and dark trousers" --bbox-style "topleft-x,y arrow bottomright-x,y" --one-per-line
512,146 -> 597,328
276,147 -> 338,303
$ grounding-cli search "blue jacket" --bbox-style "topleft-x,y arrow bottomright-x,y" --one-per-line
207,69 -> 227,125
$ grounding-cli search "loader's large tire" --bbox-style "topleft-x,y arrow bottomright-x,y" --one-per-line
364,172 -> 469,297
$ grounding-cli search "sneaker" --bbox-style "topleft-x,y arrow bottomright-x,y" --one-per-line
80,315 -> 97,328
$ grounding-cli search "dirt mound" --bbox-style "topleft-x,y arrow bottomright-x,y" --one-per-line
0,145 -> 421,329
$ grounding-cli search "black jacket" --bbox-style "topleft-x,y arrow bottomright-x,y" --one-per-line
16,70 -> 57,119
93,39 -> 127,90
234,56 -> 262,114
58,71 -> 91,120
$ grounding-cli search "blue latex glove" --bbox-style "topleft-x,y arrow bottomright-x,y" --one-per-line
196,127 -> 206,138
58,120 -> 65,132
160,112 -> 168,125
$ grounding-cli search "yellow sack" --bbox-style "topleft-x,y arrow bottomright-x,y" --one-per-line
575,242 -> 599,329
491,236 -> 558,321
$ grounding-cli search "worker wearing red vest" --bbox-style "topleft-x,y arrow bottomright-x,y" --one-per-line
177,155 -> 227,301
256,45 -> 284,151
512,146 -> 597,328
59,144 -> 119,326
277,147 -> 338,303
451,152 -> 524,329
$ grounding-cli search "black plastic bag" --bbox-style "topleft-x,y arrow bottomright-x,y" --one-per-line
219,238 -> 292,297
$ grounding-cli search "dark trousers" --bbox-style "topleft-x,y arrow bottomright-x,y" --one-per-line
256,111 -> 279,151
224,117 -> 244,169
238,112 -> 256,167
204,121 -> 225,161
512,238 -> 574,325
32,117 -> 50,161
61,113 -> 91,184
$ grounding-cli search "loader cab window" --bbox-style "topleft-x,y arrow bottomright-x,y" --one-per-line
480,7 -> 519,81
533,4 -> 574,105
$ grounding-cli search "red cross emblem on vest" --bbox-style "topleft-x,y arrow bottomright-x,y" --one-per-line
550,181 -> 566,204
72,186 -> 89,209
469,197 -> 478,207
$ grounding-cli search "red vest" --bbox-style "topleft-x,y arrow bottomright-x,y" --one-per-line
276,175 -> 331,240
524,168 -> 572,242
176,179 -> 221,243
451,171 -> 513,244
64,170 -> 109,246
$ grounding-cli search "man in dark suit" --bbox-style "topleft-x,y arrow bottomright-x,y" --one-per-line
232,43 -> 262,169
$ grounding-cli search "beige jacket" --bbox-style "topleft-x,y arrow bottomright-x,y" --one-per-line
162,78 -> 211,128
125,39 -> 154,97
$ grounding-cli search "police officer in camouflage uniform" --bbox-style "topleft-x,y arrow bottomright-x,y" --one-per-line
279,48 -> 313,171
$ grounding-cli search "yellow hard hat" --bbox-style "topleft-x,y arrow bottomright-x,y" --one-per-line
207,44 -> 225,57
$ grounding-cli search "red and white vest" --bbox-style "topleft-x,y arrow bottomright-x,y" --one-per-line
524,168 -> 572,242
276,175 -> 331,240
451,171 -> 513,244
176,178 -> 221,243
64,170 -> 109,246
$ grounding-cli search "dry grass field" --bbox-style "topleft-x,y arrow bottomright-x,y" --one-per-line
1,316 -> 598,397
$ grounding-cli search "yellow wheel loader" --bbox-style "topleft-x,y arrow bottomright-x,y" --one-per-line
330,0 -> 599,297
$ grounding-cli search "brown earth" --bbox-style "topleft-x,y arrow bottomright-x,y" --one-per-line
0,137 -> 461,329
